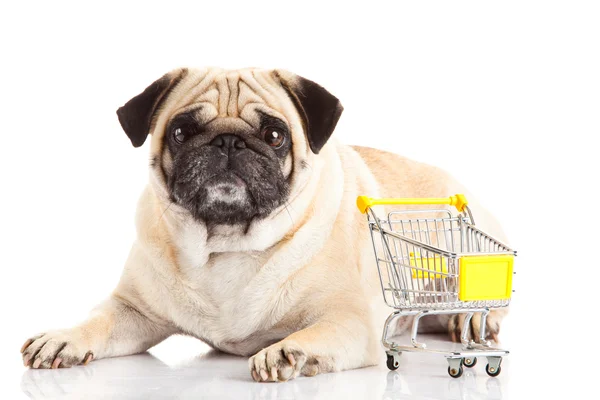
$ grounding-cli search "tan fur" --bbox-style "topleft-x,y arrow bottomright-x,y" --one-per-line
21,67 -> 508,381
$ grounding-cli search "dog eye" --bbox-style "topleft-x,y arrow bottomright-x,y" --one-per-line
173,127 -> 189,144
262,127 -> 285,148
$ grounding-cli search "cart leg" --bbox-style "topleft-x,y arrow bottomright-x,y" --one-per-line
478,309 -> 492,347
460,312 -> 475,349
411,311 -> 427,349
381,311 -> 402,350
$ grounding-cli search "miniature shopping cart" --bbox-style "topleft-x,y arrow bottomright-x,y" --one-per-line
357,194 -> 516,378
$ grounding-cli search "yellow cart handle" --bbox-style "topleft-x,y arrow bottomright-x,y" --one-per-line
356,194 -> 468,214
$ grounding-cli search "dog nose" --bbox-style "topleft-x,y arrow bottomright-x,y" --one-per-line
210,134 -> 246,153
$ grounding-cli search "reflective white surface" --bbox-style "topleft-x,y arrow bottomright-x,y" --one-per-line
16,334 -> 511,400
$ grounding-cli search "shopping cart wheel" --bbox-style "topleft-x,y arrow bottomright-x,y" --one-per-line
463,357 -> 477,368
386,353 -> 400,370
485,364 -> 501,377
485,356 -> 502,377
447,366 -> 464,378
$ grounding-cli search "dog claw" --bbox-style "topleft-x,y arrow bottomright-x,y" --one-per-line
251,370 -> 260,382
287,353 -> 296,366
259,369 -> 268,381
51,358 -> 62,369
83,352 -> 94,365
21,339 -> 33,354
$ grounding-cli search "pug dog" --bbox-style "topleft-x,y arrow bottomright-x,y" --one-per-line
21,67 -> 508,381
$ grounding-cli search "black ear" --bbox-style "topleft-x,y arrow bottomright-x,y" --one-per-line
275,71 -> 343,154
116,68 -> 187,147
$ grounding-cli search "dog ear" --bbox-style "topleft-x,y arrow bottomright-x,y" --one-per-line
274,70 -> 343,154
116,68 -> 188,147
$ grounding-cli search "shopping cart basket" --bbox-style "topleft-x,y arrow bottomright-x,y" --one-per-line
357,194 -> 516,378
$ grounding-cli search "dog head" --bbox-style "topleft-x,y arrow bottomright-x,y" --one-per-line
116,68 -> 343,227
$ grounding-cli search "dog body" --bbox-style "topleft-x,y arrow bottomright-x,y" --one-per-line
21,68 -> 507,380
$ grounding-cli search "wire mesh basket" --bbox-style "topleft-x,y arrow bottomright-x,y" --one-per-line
371,208 -> 514,310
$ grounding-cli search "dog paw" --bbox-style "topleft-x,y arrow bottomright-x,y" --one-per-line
448,309 -> 506,344
21,330 -> 94,369
249,340 -> 307,382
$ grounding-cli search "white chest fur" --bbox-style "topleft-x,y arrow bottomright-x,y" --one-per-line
161,216 -> 334,355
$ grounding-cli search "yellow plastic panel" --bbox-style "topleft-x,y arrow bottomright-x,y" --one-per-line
410,253 -> 448,279
459,255 -> 514,301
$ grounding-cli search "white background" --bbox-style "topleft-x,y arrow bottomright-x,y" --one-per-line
1,0 -> 598,398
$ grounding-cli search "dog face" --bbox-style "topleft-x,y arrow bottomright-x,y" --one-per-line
164,105 -> 292,225
117,68 -> 343,226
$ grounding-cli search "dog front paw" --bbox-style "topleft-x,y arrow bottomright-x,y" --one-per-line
249,340 -> 337,382
21,330 -> 94,369
249,340 -> 308,382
